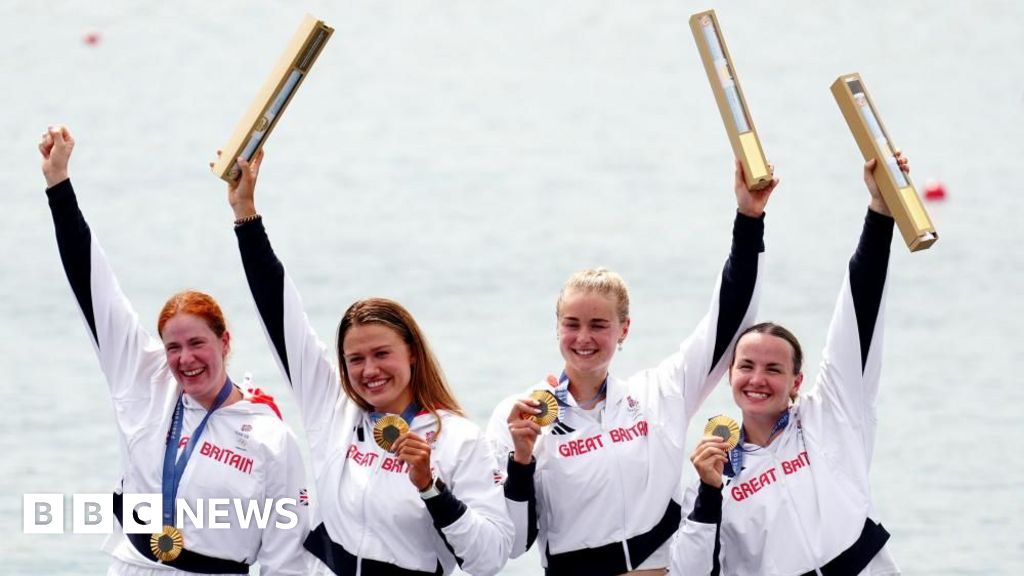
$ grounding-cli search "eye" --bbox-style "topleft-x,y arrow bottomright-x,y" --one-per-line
347,355 -> 364,365
165,344 -> 181,353
375,350 -> 389,359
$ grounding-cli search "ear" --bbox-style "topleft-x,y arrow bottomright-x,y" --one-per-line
789,372 -> 804,400
619,317 -> 631,343
221,330 -> 232,357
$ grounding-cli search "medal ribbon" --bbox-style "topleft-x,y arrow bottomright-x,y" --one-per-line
369,401 -> 420,426
725,409 -> 790,479
553,371 -> 608,410
161,379 -> 234,528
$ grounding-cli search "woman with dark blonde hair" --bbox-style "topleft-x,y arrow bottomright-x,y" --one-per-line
488,160 -> 776,575
221,150 -> 513,576
40,125 -> 311,574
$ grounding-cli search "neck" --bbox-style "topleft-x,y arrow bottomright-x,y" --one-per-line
190,375 -> 237,411
565,367 -> 607,404
375,393 -> 415,416
741,410 -> 787,447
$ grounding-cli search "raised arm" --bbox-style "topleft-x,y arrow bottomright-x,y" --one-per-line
41,126 -> 166,414
222,151 -> 348,447
651,161 -> 773,430
809,156 -> 902,446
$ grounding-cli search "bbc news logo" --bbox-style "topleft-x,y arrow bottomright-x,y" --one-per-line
23,494 -> 299,534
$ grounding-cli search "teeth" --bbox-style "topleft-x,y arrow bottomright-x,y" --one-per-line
183,368 -> 204,377
365,379 -> 387,389
575,350 -> 597,356
745,391 -> 769,400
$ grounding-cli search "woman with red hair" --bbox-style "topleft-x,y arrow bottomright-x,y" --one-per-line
40,125 -> 312,575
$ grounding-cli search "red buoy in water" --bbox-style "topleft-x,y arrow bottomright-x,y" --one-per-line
923,180 -> 946,201
83,31 -> 101,46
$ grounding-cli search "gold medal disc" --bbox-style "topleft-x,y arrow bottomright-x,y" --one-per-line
150,525 -> 184,562
703,415 -> 740,451
373,414 -> 409,452
528,390 -> 559,426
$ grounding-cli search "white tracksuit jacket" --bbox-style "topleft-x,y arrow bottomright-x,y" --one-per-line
488,213 -> 765,575
46,179 -> 312,575
671,209 -> 901,576
235,218 -> 514,576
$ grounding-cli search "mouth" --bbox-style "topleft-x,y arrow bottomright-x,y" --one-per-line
742,390 -> 770,401
363,378 -> 389,391
572,347 -> 598,358
181,367 -> 206,378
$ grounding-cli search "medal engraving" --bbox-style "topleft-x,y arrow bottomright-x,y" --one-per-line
150,525 -> 184,562
528,390 -> 560,426
373,415 -> 409,452
704,415 -> 741,451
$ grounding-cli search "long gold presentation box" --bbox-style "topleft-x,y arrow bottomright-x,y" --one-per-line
212,15 -> 334,182
689,10 -> 771,191
831,74 -> 937,252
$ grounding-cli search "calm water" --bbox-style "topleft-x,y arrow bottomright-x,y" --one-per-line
2,1 -> 1022,574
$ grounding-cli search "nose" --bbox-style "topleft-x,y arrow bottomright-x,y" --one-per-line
362,357 -> 380,378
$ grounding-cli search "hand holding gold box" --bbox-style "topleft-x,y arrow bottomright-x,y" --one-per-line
831,74 -> 937,252
689,10 -> 772,191
212,14 -> 333,182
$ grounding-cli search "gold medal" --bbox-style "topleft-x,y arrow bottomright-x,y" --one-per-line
703,415 -> 740,451
150,525 -> 184,562
373,414 -> 409,452
528,390 -> 559,426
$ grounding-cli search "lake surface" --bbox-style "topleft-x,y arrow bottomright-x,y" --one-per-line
2,1 -> 1022,573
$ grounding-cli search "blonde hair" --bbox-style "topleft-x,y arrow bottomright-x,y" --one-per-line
336,298 -> 464,434
556,267 -> 630,322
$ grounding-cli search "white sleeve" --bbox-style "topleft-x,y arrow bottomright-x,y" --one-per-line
486,394 -> 538,559
256,427 -> 313,575
236,220 -> 350,459
670,477 -> 722,576
429,424 -> 515,575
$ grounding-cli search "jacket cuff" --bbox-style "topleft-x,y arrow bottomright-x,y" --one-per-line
424,482 -> 468,529
503,453 -> 536,502
687,481 -> 724,524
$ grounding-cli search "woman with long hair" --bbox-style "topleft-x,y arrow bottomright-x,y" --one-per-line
223,150 -> 513,576
40,125 -> 311,574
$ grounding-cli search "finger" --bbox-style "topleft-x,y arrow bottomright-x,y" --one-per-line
546,374 -> 558,388
734,159 -> 745,185
865,158 -> 878,171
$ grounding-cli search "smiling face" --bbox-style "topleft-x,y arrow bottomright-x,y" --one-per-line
730,332 -> 803,423
161,313 -> 230,407
342,323 -> 415,415
557,288 -> 630,381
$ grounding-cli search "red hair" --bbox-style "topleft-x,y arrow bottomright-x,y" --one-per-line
157,290 -> 227,338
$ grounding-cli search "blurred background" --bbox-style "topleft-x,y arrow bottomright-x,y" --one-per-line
2,1 -> 1022,573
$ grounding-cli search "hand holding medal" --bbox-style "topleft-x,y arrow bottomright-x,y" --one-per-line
372,415 -> 409,453
692,415 -> 740,488
506,375 -> 560,465
392,432 -> 434,491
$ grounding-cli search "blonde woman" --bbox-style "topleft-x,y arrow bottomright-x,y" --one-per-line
488,162 -> 776,575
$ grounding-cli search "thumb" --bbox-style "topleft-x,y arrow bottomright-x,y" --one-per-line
546,374 -> 558,388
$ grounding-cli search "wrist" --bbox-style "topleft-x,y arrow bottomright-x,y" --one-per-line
44,171 -> 68,189
418,477 -> 443,499
513,449 -> 533,465
231,202 -> 257,220
868,199 -> 891,217
736,205 -> 763,219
